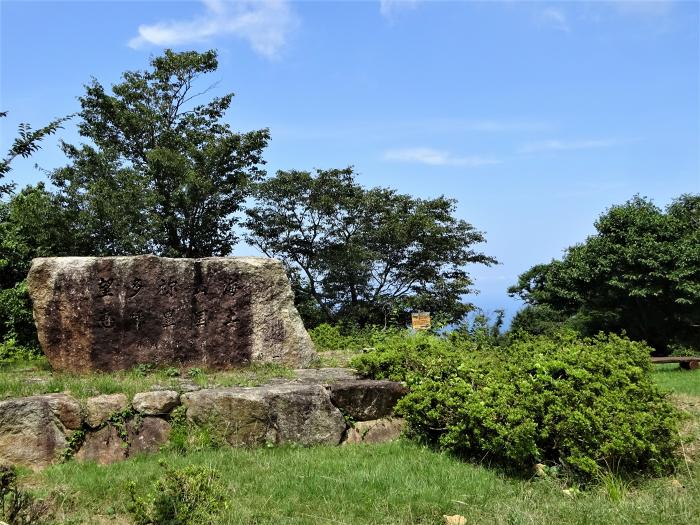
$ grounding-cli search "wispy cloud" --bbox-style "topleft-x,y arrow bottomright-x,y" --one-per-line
379,0 -> 419,20
128,0 -> 298,59
383,147 -> 500,167
518,138 -> 619,154
537,7 -> 570,32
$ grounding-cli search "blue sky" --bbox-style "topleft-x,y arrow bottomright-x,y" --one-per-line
1,0 -> 699,322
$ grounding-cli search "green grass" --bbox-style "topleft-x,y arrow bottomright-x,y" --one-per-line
4,358 -> 699,524
654,364 -> 700,397
0,358 -> 296,401
33,441 -> 700,525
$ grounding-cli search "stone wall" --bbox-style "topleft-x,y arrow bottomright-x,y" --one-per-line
27,256 -> 316,372
0,370 -> 408,470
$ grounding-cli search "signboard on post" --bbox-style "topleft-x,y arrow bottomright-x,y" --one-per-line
411,312 -> 431,330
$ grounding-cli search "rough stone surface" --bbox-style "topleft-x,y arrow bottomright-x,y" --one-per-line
74,425 -> 127,465
344,418 -> 405,444
44,393 -> 83,431
0,368 -> 405,469
132,390 -> 180,415
329,380 -> 408,421
86,393 -> 128,428
265,384 -> 347,445
0,396 -> 67,469
182,384 -> 346,446
27,256 -> 316,372
280,368 -> 359,385
182,388 -> 273,446
127,417 -> 171,455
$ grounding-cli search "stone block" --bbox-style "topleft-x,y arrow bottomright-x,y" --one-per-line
85,393 -> 128,428
132,390 -> 179,415
329,380 -> 408,421
344,418 -> 405,444
0,396 -> 67,470
27,256 -> 316,372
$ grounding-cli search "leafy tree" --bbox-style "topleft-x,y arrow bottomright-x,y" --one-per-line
508,304 -> 572,337
52,49 -> 269,257
508,194 -> 700,353
0,184 -> 84,350
0,111 -> 70,195
245,168 -> 496,327
0,112 -> 72,354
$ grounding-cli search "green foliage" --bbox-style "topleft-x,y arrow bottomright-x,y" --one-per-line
128,461 -> 227,525
309,323 -> 402,352
0,111 -> 71,196
0,182 -> 93,351
52,49 -> 269,257
384,332 -> 681,481
509,194 -> 700,354
350,329 -> 474,383
508,304 -> 573,337
449,308 -> 506,347
36,439 -> 700,524
0,464 -> 50,524
246,167 -> 495,327
61,429 -> 87,462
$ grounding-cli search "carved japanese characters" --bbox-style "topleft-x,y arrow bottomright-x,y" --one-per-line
27,256 -> 316,372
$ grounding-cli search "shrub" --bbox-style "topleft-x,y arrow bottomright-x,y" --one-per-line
357,331 -> 682,481
0,281 -> 41,361
309,323 -> 396,352
409,333 -> 679,479
350,330 -> 474,383
128,462 -> 228,525
0,464 -> 50,524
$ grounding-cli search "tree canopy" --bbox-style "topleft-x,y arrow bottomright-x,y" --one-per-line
52,49 -> 269,257
508,194 -> 700,353
245,168 -> 496,327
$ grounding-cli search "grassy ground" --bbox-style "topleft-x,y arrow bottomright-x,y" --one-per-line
654,363 -> 700,397
30,440 -> 700,525
8,363 -> 697,524
0,358 -> 296,401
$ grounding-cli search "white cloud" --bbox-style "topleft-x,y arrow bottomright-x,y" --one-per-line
383,147 -> 500,167
379,0 -> 418,20
128,0 -> 298,59
538,7 -> 570,32
518,139 -> 619,154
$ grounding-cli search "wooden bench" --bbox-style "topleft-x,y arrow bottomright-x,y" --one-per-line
651,356 -> 700,370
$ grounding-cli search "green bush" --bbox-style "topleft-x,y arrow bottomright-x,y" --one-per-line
309,323 -> 403,352
128,462 -> 228,525
356,331 -> 681,481
0,281 -> 41,360
350,330 -> 476,383
405,333 -> 680,479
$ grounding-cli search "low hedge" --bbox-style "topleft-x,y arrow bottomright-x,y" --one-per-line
353,331 -> 681,481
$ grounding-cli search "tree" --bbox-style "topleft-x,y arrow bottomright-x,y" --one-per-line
508,194 -> 700,353
245,168 -> 496,327
0,184 -> 89,350
0,111 -> 70,196
52,49 -> 269,257
0,112 -> 72,353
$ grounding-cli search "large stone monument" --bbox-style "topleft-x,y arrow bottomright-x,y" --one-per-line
27,256 -> 316,372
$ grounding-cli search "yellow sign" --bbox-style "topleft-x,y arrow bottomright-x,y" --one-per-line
411,312 -> 431,330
